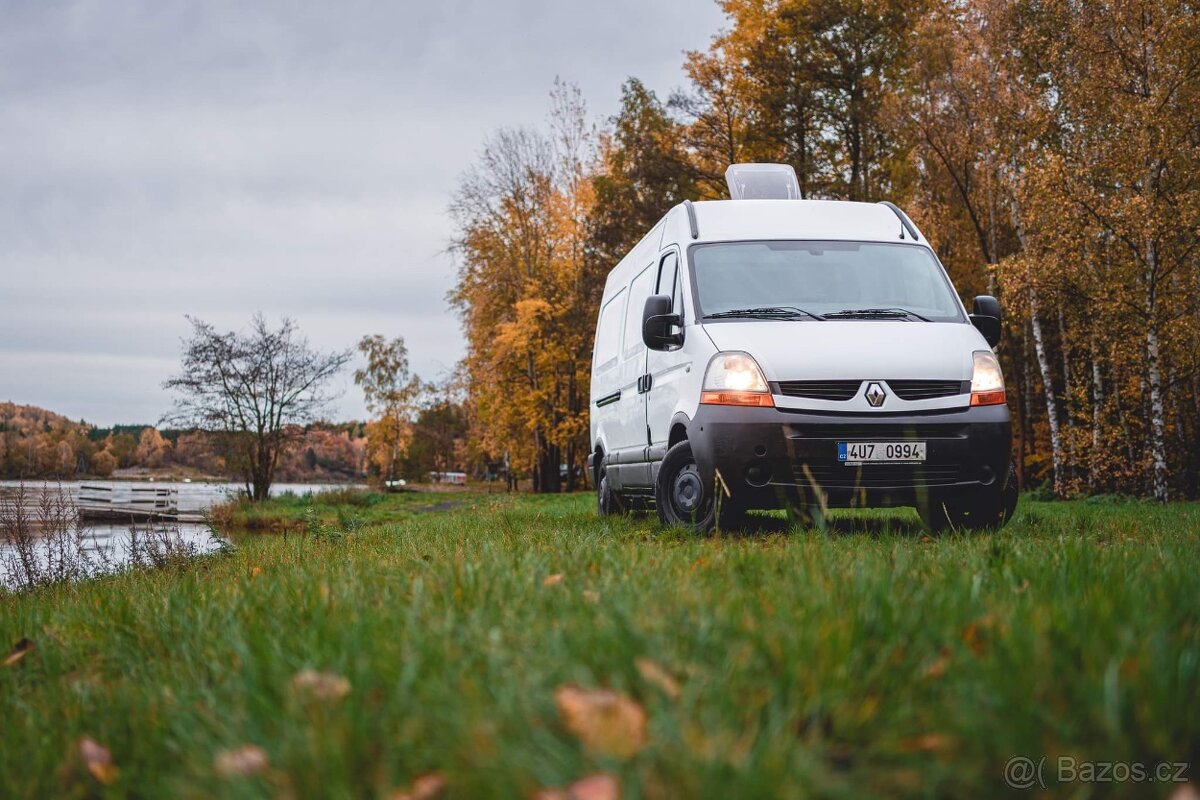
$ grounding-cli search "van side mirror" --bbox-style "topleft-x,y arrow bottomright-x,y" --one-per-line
970,295 -> 1002,347
642,294 -> 683,351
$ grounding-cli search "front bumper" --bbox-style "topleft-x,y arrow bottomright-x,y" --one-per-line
689,401 -> 1011,509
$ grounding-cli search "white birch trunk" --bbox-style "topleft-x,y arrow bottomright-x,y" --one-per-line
1145,325 -> 1169,502
1030,290 -> 1063,496
1090,345 -> 1103,490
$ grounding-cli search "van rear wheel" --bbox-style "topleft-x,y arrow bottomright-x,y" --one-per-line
655,441 -> 719,533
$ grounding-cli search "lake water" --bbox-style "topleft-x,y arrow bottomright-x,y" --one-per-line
0,480 -> 360,590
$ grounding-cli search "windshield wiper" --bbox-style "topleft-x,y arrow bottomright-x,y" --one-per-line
704,306 -> 824,321
822,307 -> 932,322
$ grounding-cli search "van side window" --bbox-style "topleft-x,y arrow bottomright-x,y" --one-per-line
656,251 -> 681,316
594,288 -> 626,371
623,265 -> 655,358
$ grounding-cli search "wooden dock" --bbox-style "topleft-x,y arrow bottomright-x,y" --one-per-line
77,484 -> 187,522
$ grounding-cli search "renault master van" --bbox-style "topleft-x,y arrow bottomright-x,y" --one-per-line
588,163 -> 1017,533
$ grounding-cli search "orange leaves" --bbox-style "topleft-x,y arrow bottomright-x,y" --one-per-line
634,658 -> 681,700
536,773 -> 621,800
449,97 -> 599,484
3,637 -> 34,666
922,649 -> 951,680
388,772 -> 447,800
79,737 -> 119,785
1168,784 -> 1200,800
555,685 -> 647,759
962,615 -> 996,657
543,573 -> 565,587
214,744 -> 270,778
899,732 -> 955,754
290,668 -> 352,704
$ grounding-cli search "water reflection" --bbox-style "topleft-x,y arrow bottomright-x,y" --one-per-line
0,481 -> 359,590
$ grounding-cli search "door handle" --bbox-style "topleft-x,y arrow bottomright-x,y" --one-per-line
637,373 -> 653,394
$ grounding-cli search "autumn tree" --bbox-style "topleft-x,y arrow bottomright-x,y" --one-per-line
135,428 -> 171,468
402,376 -> 469,481
354,335 -> 423,486
591,80 -> 700,268
163,315 -> 351,501
680,0 -> 925,200
450,81 -> 599,491
91,450 -> 117,478
898,0 -> 1200,499
999,0 -> 1200,501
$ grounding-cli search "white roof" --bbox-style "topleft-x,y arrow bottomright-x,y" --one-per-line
675,199 -> 921,245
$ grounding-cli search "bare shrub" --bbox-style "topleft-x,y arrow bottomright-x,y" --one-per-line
0,484 -> 100,591
124,523 -> 200,570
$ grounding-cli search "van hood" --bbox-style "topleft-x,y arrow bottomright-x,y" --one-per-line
701,320 -> 986,382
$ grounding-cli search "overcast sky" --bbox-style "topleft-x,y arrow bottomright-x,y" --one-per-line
0,0 -> 726,426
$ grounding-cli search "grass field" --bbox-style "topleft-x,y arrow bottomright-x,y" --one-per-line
2,492 -> 1199,798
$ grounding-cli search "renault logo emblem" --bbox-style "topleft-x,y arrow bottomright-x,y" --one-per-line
865,382 -> 887,407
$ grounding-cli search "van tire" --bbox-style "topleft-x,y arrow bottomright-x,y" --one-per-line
655,441 -> 718,533
919,464 -> 1019,533
597,465 -> 624,516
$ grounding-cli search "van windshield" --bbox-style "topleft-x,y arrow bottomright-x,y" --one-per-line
691,241 -> 965,322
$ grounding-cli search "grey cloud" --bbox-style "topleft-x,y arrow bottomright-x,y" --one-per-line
0,0 -> 725,425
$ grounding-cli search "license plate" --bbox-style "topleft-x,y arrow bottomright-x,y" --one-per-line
838,441 -> 926,464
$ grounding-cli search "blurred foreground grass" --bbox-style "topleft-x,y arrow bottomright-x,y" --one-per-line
2,492 -> 1198,798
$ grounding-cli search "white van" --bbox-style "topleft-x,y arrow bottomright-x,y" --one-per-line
588,164 -> 1016,532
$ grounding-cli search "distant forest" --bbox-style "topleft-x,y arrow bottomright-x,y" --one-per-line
0,401 -> 462,483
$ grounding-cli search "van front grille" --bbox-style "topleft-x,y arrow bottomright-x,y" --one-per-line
792,463 -> 962,489
774,379 -> 968,402
887,379 -> 968,400
787,423 -> 968,440
776,380 -> 861,401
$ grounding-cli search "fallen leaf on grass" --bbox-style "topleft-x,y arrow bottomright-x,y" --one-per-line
214,744 -> 269,777
899,733 -> 953,753
962,616 -> 993,656
3,637 -> 34,666
250,565 -> 263,578
635,658 -> 680,699
290,668 -> 351,703
1168,783 -> 1200,800
582,589 -> 600,604
535,773 -> 620,800
921,650 -> 951,680
543,573 -> 565,587
388,771 -> 447,800
79,737 -> 119,785
555,685 -> 646,759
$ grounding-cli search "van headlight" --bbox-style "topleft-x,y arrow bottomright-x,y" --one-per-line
701,352 -> 774,407
970,350 -> 1006,406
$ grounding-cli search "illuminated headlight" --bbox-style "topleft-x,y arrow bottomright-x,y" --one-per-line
970,350 -> 1006,406
701,352 -> 774,407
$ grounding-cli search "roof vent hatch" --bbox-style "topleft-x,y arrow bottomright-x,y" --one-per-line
725,163 -> 801,200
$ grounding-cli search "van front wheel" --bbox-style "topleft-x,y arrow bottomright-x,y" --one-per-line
655,441 -> 718,533
597,465 -> 624,516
